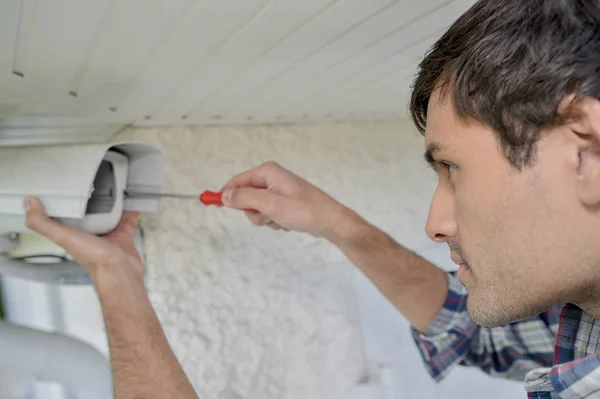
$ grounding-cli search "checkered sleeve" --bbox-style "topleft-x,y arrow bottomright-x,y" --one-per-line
411,272 -> 558,382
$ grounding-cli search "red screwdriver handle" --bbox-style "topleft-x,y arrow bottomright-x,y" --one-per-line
200,190 -> 223,206
200,190 -> 258,213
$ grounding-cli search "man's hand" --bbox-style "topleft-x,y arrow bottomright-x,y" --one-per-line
221,161 -> 356,241
23,196 -> 199,399
24,196 -> 144,282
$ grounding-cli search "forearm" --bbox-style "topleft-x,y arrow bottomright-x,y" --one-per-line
92,266 -> 198,399
326,207 -> 449,333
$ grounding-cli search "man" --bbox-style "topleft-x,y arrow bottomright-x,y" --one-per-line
23,0 -> 600,397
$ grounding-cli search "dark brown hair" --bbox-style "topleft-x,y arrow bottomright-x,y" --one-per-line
410,0 -> 600,168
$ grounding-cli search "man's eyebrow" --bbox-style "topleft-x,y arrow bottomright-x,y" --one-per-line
424,142 -> 443,169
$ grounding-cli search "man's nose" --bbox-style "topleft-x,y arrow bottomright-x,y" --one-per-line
425,185 -> 458,243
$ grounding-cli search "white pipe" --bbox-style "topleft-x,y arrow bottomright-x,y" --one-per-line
0,321 -> 113,399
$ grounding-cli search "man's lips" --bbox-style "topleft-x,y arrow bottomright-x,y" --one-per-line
450,253 -> 467,266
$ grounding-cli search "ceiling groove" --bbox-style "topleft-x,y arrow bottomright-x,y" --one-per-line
201,0 -> 404,119
228,0 -> 457,120
114,0 -> 272,117
245,0 -> 467,120
145,0 -> 342,120
12,0 -> 37,76
326,65 -> 416,114
97,0 -> 206,111
273,1 -> 458,109
182,0 -> 348,117
68,0 -> 121,96
9,0 -> 24,74
328,69 -> 415,116
311,29 -> 446,108
143,0 -> 278,118
106,0 -> 207,111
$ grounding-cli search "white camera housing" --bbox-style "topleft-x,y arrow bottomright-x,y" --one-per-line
0,141 -> 164,235
53,149 -> 128,234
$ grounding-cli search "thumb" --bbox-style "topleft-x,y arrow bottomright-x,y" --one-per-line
24,196 -> 85,249
24,196 -> 52,233
222,187 -> 286,216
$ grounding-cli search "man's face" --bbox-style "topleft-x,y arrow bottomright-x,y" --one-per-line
424,91 -> 599,327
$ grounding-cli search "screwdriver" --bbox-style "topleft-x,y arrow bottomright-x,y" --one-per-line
124,190 -> 257,213
125,190 -> 224,206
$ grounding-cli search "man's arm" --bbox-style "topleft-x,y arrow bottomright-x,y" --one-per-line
220,161 -> 448,333
94,266 -> 199,398
325,208 -> 448,333
25,197 -> 199,399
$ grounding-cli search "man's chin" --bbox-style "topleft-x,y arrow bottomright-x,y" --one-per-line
467,307 -> 507,328
466,296 -> 522,328
466,296 -> 545,327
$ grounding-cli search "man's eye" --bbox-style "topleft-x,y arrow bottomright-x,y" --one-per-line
441,162 -> 456,175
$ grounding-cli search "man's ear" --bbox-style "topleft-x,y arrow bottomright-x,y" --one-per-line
560,96 -> 600,207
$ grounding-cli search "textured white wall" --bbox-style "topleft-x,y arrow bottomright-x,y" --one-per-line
116,120 -> 439,399
1,120 -> 526,398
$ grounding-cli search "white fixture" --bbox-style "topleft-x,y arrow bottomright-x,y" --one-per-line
0,141 -> 164,235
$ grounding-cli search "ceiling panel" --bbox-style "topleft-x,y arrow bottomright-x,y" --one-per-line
248,0 -> 472,122
225,0 -> 454,121
150,0 -> 344,121
280,30 -> 445,120
0,0 -> 476,132
183,0 -> 398,121
72,0 -> 196,105
13,0 -> 115,90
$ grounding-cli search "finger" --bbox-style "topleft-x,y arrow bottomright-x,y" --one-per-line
222,187 -> 286,217
24,196 -> 101,258
267,221 -> 281,230
220,161 -> 285,192
247,212 -> 271,226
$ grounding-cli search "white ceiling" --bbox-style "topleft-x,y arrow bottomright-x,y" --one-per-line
0,0 -> 475,132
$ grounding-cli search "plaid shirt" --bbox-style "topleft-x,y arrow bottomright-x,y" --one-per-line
411,273 -> 600,398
